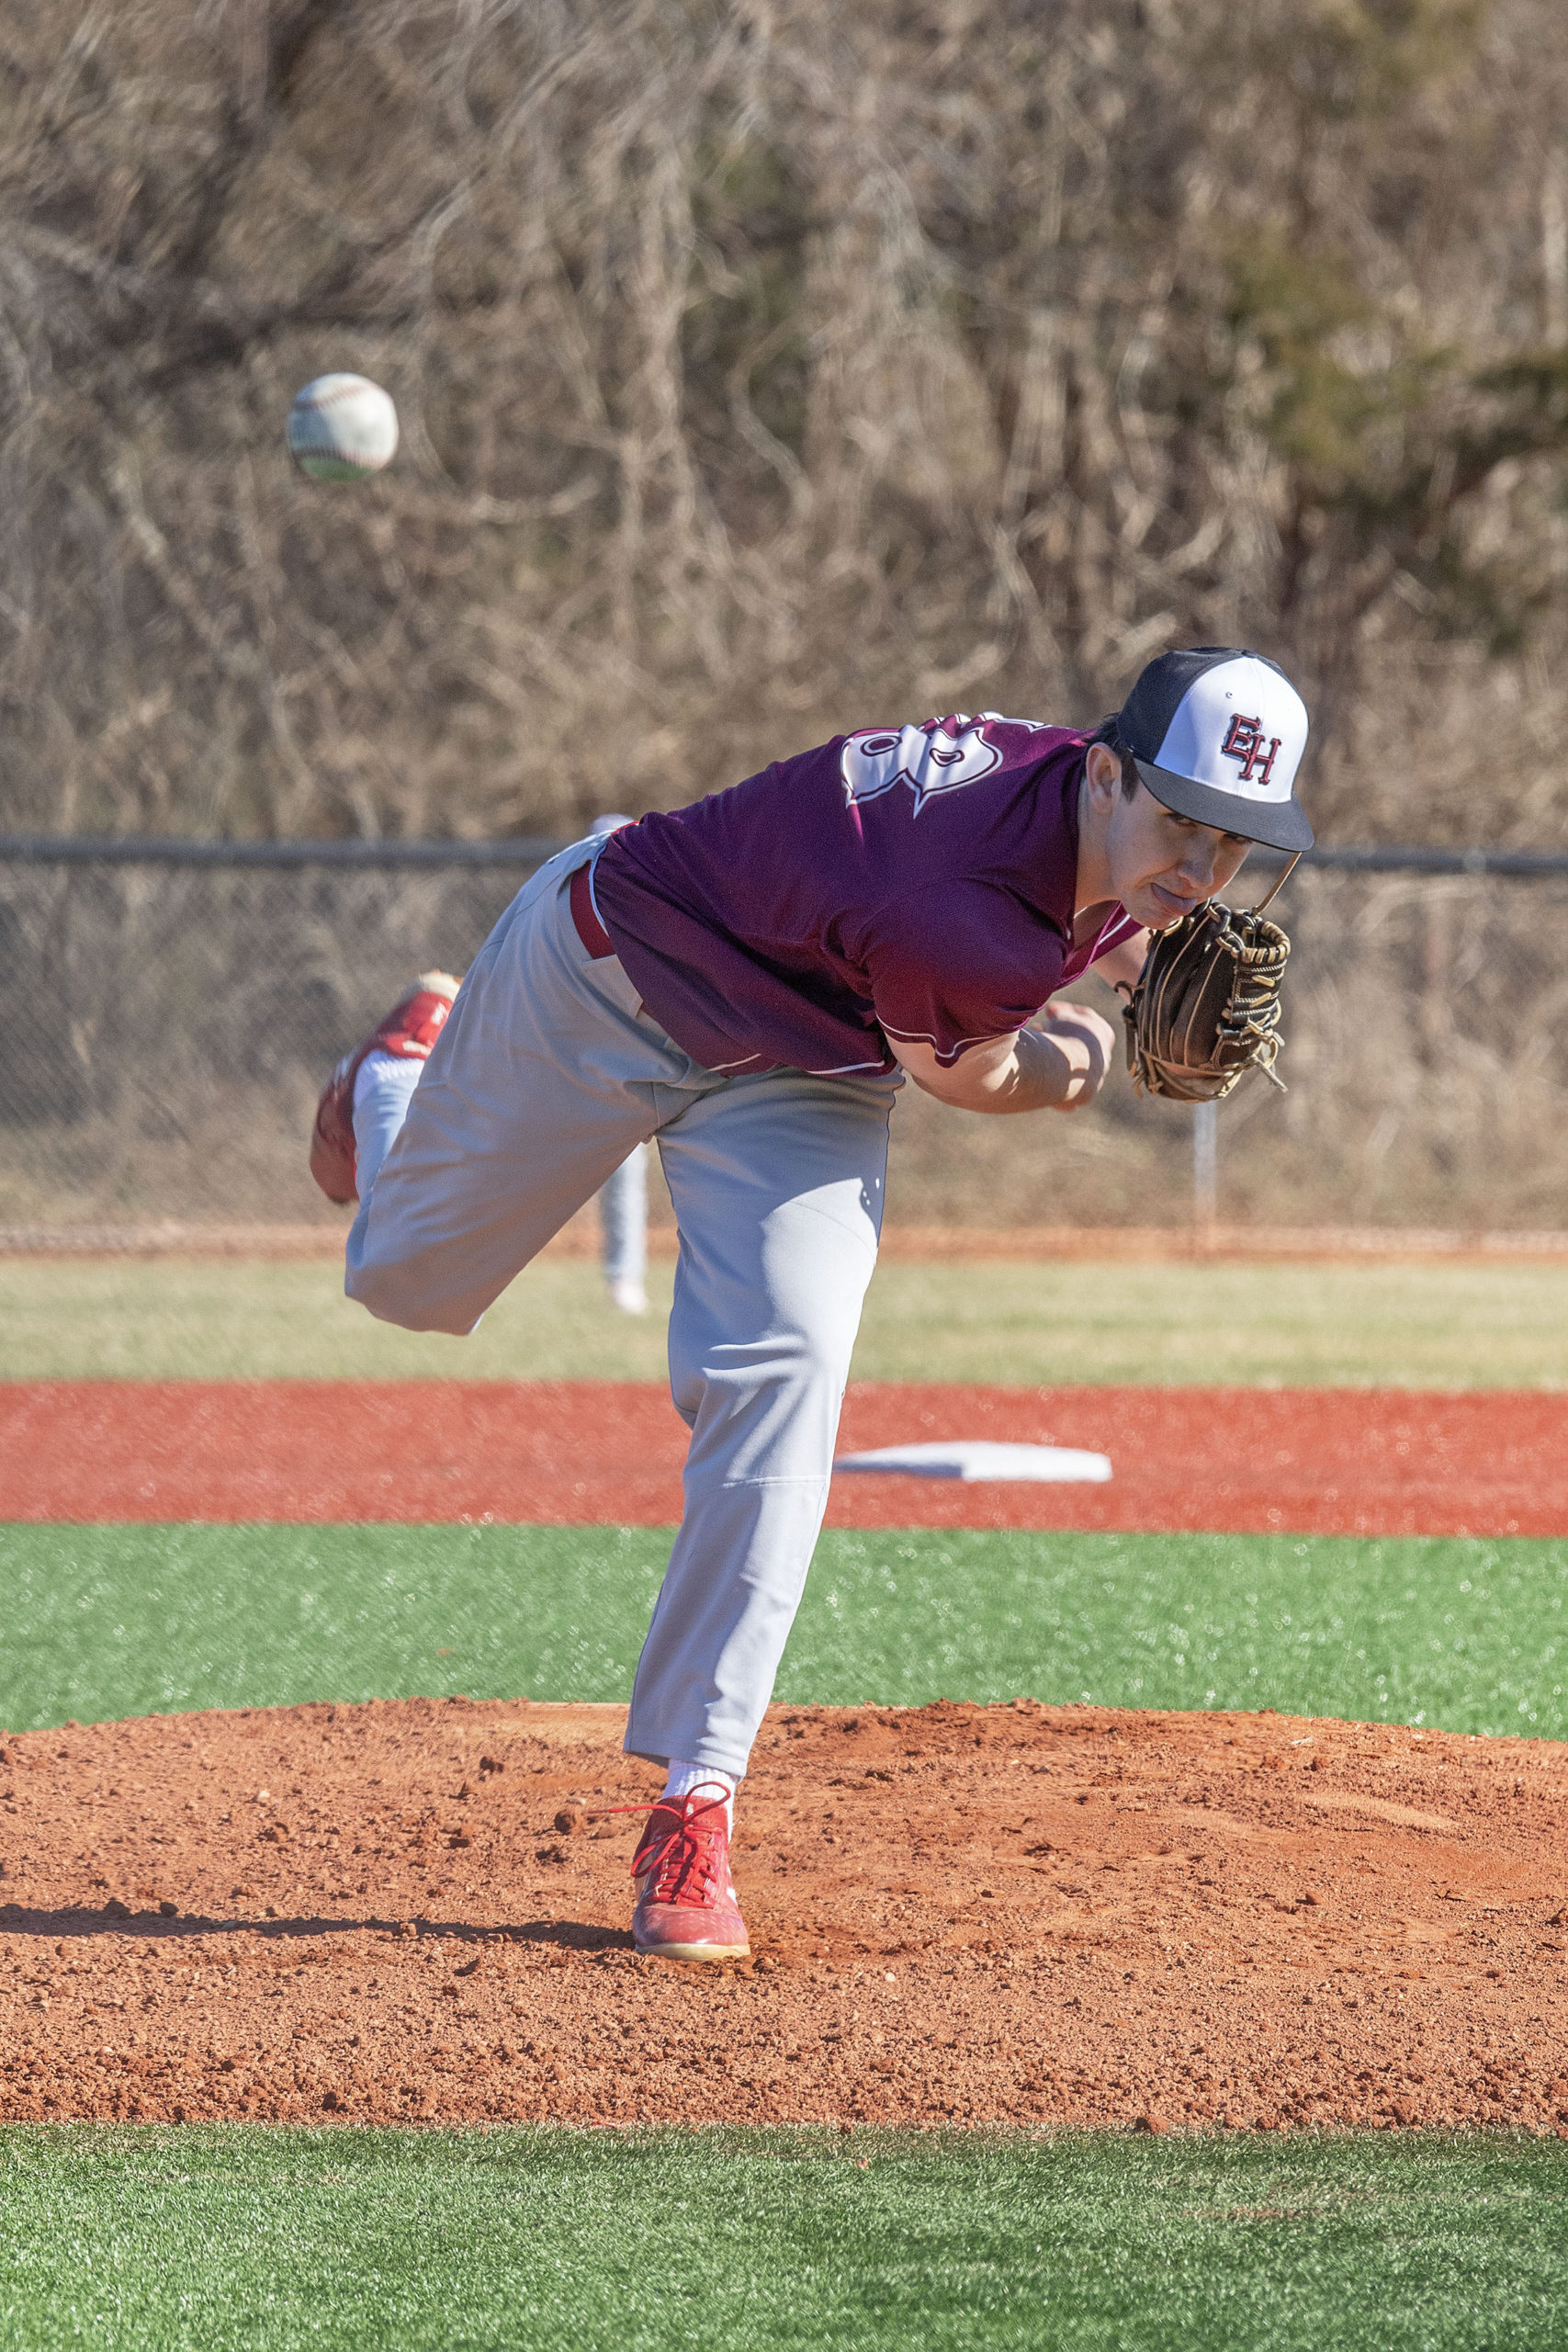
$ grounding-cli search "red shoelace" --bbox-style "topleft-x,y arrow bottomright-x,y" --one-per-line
590,1784 -> 733,1908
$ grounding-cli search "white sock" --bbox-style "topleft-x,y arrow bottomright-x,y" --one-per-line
662,1759 -> 737,1835
352,1050 -> 422,1199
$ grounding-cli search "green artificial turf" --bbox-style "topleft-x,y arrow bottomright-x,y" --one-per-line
2,1523 -> 1562,1737
4,1251 -> 1568,1386
0,2124 -> 1563,2351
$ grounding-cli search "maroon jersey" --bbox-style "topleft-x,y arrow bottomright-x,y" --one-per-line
590,716 -> 1138,1077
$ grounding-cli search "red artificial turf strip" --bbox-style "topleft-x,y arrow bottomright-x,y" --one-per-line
1,1380 -> 1564,1534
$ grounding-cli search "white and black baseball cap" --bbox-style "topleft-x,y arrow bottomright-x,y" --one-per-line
1111,647 -> 1312,852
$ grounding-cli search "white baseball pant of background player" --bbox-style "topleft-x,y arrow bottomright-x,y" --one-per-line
588,815 -> 649,1317
597,1145 -> 649,1314
344,842 -> 899,1789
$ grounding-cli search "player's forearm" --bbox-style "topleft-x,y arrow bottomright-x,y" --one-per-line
957,1020 -> 1109,1114
890,1006 -> 1114,1115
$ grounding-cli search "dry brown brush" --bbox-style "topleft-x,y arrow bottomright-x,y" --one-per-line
0,0 -> 1567,844
5,2 -> 1568,1228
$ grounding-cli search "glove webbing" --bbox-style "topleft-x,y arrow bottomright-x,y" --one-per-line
1127,904 -> 1291,1103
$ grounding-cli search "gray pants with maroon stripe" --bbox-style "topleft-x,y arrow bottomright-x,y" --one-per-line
344,845 -> 897,1778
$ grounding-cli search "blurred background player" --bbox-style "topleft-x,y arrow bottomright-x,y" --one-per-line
309,648 -> 1311,1966
590,813 -> 650,1317
597,1144 -> 649,1317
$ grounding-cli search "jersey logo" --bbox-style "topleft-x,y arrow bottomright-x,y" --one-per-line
1219,712 -> 1281,789
840,715 -> 1014,816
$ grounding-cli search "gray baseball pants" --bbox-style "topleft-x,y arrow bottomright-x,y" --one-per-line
344,845 -> 898,1778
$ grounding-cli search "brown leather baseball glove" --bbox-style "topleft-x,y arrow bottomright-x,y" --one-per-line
1122,900 -> 1292,1102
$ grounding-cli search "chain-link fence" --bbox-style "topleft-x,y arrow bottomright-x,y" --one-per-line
2,837 -> 1565,1234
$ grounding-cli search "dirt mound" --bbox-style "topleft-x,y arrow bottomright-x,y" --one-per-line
2,1699 -> 1565,2133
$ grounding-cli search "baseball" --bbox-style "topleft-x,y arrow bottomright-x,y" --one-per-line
287,373 -> 399,481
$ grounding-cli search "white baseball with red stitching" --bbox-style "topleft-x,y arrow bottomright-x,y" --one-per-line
288,374 -> 399,481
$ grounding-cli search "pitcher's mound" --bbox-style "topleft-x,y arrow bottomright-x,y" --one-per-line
2,1698 -> 1564,2132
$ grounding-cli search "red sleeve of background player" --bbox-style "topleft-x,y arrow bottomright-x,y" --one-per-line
856,882 -> 1069,1066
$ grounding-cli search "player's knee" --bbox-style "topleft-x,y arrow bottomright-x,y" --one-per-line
345,1268 -> 477,1339
344,1248 -> 400,1322
671,1318 -> 851,1424
344,1225 -> 477,1338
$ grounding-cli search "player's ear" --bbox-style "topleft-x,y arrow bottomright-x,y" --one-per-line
1083,741 -> 1122,809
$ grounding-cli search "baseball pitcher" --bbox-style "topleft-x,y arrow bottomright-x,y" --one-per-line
309,645 -> 1311,1962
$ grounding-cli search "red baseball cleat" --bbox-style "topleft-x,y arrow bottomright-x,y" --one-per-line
309,971 -> 461,1204
630,1787 -> 750,1963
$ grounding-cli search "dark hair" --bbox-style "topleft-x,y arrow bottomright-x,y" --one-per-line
1089,717 -> 1141,798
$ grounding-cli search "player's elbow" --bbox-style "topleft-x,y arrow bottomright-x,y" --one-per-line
888,1033 -> 1021,1114
907,1066 -> 1003,1114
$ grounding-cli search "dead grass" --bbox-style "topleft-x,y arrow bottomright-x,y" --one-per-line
1,1 -> 1566,847
1,1250 -> 1564,1386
